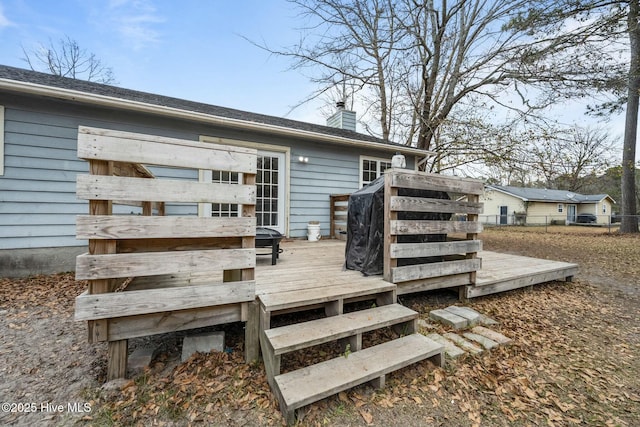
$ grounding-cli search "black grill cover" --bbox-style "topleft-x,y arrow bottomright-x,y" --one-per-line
345,175 -> 451,276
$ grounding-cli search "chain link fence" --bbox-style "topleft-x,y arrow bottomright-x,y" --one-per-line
478,214 -> 640,233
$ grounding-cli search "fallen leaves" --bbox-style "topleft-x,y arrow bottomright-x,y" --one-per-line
0,272 -> 86,317
1,228 -> 639,426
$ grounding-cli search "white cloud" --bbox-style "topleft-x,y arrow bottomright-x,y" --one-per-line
0,3 -> 15,28
106,0 -> 164,50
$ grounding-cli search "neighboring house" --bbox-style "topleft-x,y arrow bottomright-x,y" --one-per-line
481,185 -> 615,225
0,65 -> 429,277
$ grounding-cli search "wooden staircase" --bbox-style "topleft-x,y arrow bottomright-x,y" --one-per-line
258,281 -> 444,424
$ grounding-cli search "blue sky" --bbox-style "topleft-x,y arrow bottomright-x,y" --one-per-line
0,0 -> 325,124
0,0 -> 630,159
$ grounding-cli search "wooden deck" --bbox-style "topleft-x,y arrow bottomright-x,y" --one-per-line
256,239 -> 578,303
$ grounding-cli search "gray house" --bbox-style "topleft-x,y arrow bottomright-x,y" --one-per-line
0,65 -> 428,277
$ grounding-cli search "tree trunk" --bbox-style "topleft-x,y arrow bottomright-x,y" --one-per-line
621,0 -> 640,233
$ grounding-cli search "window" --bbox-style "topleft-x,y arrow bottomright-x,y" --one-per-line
211,170 -> 239,217
199,136 -> 289,234
0,105 -> 4,176
360,156 -> 392,187
557,204 -> 563,213
602,203 -> 607,213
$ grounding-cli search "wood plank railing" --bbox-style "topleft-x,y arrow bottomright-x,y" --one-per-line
74,126 -> 259,380
383,169 -> 484,296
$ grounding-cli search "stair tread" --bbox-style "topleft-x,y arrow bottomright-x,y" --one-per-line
275,334 -> 443,411
259,280 -> 396,312
265,304 -> 417,355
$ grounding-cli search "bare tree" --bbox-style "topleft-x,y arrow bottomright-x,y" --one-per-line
527,125 -> 618,191
507,0 -> 638,232
22,35 -> 116,84
259,0 -> 537,158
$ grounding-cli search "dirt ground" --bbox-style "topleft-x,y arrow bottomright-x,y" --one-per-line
0,226 -> 639,426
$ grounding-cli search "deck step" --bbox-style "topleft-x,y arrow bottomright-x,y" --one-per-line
274,334 -> 443,423
259,280 -> 396,312
265,304 -> 417,355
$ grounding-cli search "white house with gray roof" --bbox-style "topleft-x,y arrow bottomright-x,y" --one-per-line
481,185 -> 615,226
0,64 -> 430,277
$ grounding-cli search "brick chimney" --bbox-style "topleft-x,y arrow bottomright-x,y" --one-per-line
326,101 -> 356,132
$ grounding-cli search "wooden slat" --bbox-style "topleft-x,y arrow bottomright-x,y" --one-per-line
396,273 -> 471,295
265,304 -> 417,355
75,248 -> 256,280
275,334 -> 443,418
107,304 -> 243,341
389,169 -> 484,195
75,281 -> 255,321
117,237 -> 242,253
259,280 -> 396,312
391,259 -> 482,283
77,215 -> 256,240
390,220 -> 483,235
78,127 -> 257,173
77,175 -> 256,204
390,196 -> 483,214
112,161 -> 155,178
467,266 -> 579,298
125,272 -> 224,291
390,240 -> 482,259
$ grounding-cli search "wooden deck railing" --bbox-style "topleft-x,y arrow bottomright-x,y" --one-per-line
73,126 -> 259,380
383,169 -> 484,296
329,193 -> 350,240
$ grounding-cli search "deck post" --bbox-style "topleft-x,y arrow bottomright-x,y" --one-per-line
466,194 -> 480,286
383,173 -> 398,282
107,339 -> 128,381
245,300 -> 260,363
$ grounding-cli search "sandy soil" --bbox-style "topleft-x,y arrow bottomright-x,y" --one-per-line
0,227 -> 638,426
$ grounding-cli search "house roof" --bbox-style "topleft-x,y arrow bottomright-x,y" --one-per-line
486,185 -> 615,204
0,64 -> 430,157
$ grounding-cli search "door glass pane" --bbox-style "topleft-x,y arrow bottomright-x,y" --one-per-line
257,154 -> 280,227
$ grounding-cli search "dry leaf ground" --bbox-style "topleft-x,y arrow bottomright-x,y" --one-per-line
0,226 -> 639,426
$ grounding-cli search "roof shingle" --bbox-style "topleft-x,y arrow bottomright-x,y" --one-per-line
0,64 -> 409,149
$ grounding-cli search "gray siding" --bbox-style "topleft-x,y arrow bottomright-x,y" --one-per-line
0,94 -> 416,255
1,108 -> 85,249
289,146 -> 360,237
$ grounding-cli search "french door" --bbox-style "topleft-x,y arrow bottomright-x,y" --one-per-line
256,151 -> 285,233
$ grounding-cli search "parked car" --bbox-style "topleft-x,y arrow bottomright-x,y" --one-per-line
576,213 -> 597,224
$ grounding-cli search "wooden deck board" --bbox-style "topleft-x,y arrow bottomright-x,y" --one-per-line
274,334 -> 443,416
265,304 -> 417,355
255,240 -> 579,302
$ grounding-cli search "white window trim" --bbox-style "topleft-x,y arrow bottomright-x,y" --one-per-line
199,135 -> 290,235
359,155 -> 393,187
0,105 -> 4,176
557,203 -> 563,213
